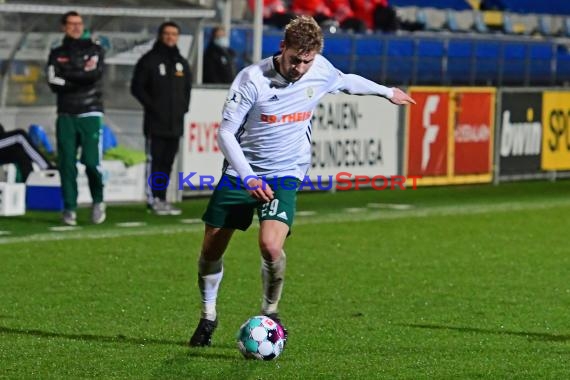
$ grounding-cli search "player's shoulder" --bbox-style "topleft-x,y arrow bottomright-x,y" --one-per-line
239,57 -> 272,82
313,54 -> 336,72
232,56 -> 274,92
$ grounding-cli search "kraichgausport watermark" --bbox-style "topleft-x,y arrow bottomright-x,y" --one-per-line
147,172 -> 422,191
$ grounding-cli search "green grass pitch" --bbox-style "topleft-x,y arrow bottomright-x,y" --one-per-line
1,181 -> 569,379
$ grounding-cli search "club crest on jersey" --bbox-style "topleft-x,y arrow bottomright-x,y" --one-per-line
224,90 -> 242,112
175,62 -> 184,76
306,87 -> 314,99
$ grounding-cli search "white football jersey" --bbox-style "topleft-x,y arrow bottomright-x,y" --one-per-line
221,54 -> 347,180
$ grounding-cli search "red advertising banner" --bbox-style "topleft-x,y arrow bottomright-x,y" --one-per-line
454,91 -> 494,175
406,87 -> 495,186
406,89 -> 450,177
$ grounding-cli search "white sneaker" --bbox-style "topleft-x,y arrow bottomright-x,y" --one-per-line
91,202 -> 106,224
164,202 -> 182,216
62,210 -> 77,226
149,198 -> 170,216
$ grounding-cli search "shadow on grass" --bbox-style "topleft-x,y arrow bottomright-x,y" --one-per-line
184,349 -> 238,360
0,325 -> 186,346
154,350 -> 258,380
402,323 -> 570,342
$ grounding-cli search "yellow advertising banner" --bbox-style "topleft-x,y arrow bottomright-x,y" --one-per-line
541,92 -> 570,170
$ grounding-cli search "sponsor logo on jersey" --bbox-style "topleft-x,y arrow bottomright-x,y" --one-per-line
260,112 -> 312,124
224,90 -> 242,112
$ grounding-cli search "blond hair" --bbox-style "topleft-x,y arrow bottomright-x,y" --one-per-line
284,16 -> 324,53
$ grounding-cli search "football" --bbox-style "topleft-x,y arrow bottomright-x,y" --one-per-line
236,315 -> 286,360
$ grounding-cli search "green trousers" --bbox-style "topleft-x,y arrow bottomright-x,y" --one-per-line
56,115 -> 104,211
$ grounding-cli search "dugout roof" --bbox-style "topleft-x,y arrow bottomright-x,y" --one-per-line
0,0 -> 215,19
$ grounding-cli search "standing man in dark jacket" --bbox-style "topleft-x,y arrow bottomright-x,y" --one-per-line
46,11 -> 106,226
203,26 -> 236,84
131,21 -> 191,216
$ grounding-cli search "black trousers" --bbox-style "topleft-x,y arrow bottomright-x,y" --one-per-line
145,135 -> 180,203
0,129 -> 51,181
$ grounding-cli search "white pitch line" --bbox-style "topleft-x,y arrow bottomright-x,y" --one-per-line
367,203 -> 414,210
344,207 -> 368,213
180,218 -> 202,224
49,226 -> 82,232
296,211 -> 317,217
1,224 -> 203,245
2,198 -> 570,245
116,222 -> 147,228
0,231 -> 11,236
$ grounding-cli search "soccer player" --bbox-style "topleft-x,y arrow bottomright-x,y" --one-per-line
188,16 -> 415,347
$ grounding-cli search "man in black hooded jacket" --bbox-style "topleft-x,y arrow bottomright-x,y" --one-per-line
131,21 -> 192,215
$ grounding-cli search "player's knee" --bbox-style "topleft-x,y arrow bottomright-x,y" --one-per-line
259,239 -> 283,261
201,226 -> 231,261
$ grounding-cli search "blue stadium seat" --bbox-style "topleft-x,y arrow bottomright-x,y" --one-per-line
498,0 -> 570,15
385,38 -> 415,84
446,10 -> 459,32
538,16 -> 552,36
555,47 -> 570,84
501,43 -> 527,84
446,40 -> 474,84
474,12 -> 489,33
228,26 -> 564,86
353,37 -> 383,81
503,13 -> 514,34
416,9 -> 427,30
322,35 -> 353,73
415,40 -> 444,84
390,0 -> 470,10
563,17 -> 570,38
231,27 -> 254,69
473,41 -> 500,84
528,43 -> 554,85
261,32 -> 281,58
